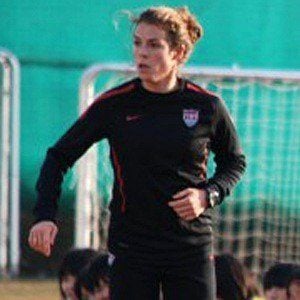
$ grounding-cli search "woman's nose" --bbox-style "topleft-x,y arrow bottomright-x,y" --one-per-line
137,45 -> 149,58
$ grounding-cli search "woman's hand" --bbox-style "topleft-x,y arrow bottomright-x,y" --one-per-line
28,221 -> 58,257
168,188 -> 208,221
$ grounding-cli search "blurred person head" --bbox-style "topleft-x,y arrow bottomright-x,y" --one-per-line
215,254 -> 248,300
58,248 -> 99,300
287,267 -> 300,300
88,254 -> 110,300
263,263 -> 297,300
245,269 -> 263,299
75,254 -> 110,300
74,266 -> 93,300
131,6 -> 203,90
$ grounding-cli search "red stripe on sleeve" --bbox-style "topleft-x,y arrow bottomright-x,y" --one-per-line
80,82 -> 135,120
99,83 -> 135,101
186,82 -> 216,97
111,148 -> 127,213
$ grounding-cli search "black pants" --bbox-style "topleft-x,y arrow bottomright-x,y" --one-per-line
110,252 -> 216,300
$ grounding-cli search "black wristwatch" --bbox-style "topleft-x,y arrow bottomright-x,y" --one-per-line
205,187 -> 220,208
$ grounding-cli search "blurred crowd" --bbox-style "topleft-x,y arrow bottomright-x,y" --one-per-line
58,248 -> 300,300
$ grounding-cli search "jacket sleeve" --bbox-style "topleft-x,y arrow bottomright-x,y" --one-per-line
206,97 -> 246,205
33,97 -> 112,223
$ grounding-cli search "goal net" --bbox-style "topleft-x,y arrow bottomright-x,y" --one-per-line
75,64 -> 300,274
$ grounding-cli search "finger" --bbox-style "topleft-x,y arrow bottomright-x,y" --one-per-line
42,230 -> 51,247
184,215 -> 197,221
168,197 -> 190,208
28,231 -> 47,256
36,231 -> 44,248
39,231 -> 48,251
170,202 -> 192,212
172,189 -> 192,199
29,232 -> 38,248
173,206 -> 193,214
35,244 -> 44,253
35,239 -> 49,256
179,211 -> 197,220
37,246 -> 48,257
172,208 -> 192,218
28,225 -> 40,247
44,244 -> 51,257
50,226 -> 58,245
41,238 -> 50,257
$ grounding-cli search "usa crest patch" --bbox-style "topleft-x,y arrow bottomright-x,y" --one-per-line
183,109 -> 199,127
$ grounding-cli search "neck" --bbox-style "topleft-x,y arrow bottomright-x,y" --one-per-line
141,71 -> 179,94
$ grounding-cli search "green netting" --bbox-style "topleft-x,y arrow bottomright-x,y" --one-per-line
89,72 -> 300,273
94,74 -> 300,207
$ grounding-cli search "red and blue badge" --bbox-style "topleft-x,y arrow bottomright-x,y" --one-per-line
183,109 -> 199,127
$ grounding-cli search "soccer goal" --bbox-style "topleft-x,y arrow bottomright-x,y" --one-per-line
0,48 -> 20,277
76,63 -> 300,274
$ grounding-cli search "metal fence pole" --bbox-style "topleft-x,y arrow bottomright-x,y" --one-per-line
0,48 -> 20,277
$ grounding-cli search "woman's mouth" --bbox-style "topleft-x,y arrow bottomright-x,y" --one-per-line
138,63 -> 150,71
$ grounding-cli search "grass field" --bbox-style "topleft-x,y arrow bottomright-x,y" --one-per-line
0,280 -> 60,300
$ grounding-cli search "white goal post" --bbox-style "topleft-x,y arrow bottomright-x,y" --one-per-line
0,48 -> 20,277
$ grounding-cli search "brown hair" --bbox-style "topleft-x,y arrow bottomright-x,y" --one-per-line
132,6 -> 203,63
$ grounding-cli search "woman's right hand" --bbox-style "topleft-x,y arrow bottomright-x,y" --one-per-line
28,221 -> 58,257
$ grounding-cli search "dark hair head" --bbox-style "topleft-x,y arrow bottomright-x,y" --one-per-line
132,6 -> 203,64
244,269 -> 263,298
74,265 -> 94,299
263,263 -> 297,291
88,254 -> 110,291
58,248 -> 99,279
58,248 -> 99,299
287,266 -> 300,297
74,253 -> 110,299
215,254 -> 248,300
289,267 -> 300,283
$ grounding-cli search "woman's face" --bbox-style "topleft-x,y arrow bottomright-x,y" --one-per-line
92,285 -> 110,300
265,287 -> 288,300
288,280 -> 300,300
92,279 -> 110,300
61,275 -> 78,300
133,22 -> 180,85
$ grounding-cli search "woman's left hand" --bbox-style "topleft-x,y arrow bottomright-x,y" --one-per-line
168,188 -> 208,221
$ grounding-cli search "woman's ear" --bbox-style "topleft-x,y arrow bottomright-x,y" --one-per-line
172,44 -> 188,65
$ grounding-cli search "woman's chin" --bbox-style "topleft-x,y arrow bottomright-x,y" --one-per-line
138,73 -> 159,85
138,72 -> 151,80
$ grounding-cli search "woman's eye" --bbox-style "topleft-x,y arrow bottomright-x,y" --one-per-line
134,40 -> 141,46
149,43 -> 160,48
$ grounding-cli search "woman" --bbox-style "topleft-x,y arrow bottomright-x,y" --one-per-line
28,6 -> 246,299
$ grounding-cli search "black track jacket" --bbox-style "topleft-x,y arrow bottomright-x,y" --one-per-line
34,77 -> 246,259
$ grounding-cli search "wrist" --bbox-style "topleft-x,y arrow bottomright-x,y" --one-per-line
32,218 -> 57,227
205,186 -> 220,208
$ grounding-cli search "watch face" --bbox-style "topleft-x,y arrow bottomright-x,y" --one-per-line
209,190 -> 219,207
